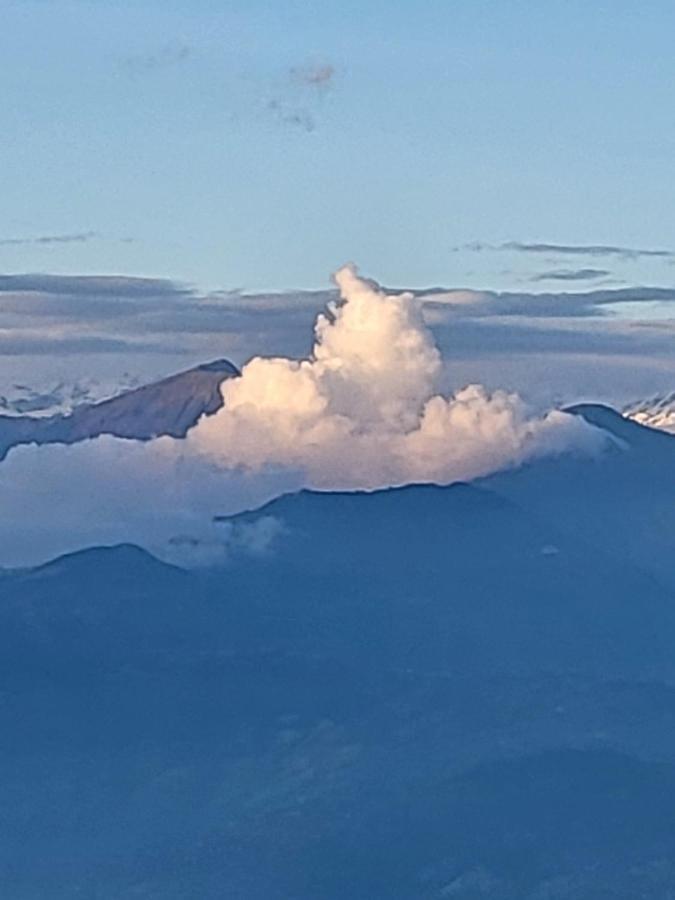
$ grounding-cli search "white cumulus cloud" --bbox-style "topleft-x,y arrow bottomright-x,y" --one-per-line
189,264 -> 604,488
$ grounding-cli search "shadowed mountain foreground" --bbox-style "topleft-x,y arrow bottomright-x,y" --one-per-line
5,410 -> 675,897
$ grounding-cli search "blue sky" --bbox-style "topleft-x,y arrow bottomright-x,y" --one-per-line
2,0 -> 675,292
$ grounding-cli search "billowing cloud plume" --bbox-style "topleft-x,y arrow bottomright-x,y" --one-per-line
0,266 -> 607,567
188,265 -> 603,489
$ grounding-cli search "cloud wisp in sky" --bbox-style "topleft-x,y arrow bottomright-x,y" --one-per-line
0,274 -> 188,297
529,268 -> 612,282
290,63 -> 335,89
460,241 -> 675,261
120,42 -> 192,75
0,232 -> 99,247
266,59 -> 338,132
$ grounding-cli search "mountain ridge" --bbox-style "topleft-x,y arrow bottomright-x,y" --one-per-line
4,413 -> 675,896
0,357 -> 239,459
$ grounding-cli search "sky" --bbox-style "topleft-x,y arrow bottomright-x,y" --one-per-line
3,0 -> 675,291
2,0 -> 675,405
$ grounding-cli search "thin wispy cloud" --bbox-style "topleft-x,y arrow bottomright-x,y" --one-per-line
505,242 -> 675,260
266,100 -> 316,133
458,241 -> 675,261
530,268 -> 612,282
0,274 -> 188,298
0,231 -> 98,247
0,333 -> 180,357
121,42 -> 192,75
290,63 -> 335,90
422,285 -> 675,319
266,59 -> 337,132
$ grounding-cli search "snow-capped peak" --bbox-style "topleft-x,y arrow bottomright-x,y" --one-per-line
0,374 -> 142,417
623,393 -> 675,434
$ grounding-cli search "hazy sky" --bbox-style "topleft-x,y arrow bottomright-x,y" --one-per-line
3,0 -> 675,292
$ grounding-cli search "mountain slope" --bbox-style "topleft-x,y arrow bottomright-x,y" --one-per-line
217,480 -> 675,680
4,480 -> 675,897
0,357 -> 239,459
566,401 -> 675,448
485,404 -> 675,590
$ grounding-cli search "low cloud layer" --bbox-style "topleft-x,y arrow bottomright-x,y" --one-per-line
421,285 -> 675,319
0,266 -> 607,567
0,274 -> 189,297
4,268 -> 675,407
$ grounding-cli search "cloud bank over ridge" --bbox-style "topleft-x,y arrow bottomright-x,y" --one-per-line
0,266 -> 607,566
6,263 -> 675,409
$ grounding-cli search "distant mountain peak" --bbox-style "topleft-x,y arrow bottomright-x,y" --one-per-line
0,357 -> 240,459
24,542 -> 185,581
195,358 -> 240,375
565,402 -> 675,448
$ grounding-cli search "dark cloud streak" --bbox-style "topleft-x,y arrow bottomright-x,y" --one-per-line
0,335 -> 184,357
530,268 -> 612,282
0,232 -> 98,248
459,241 -> 675,260
0,274 -> 189,298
